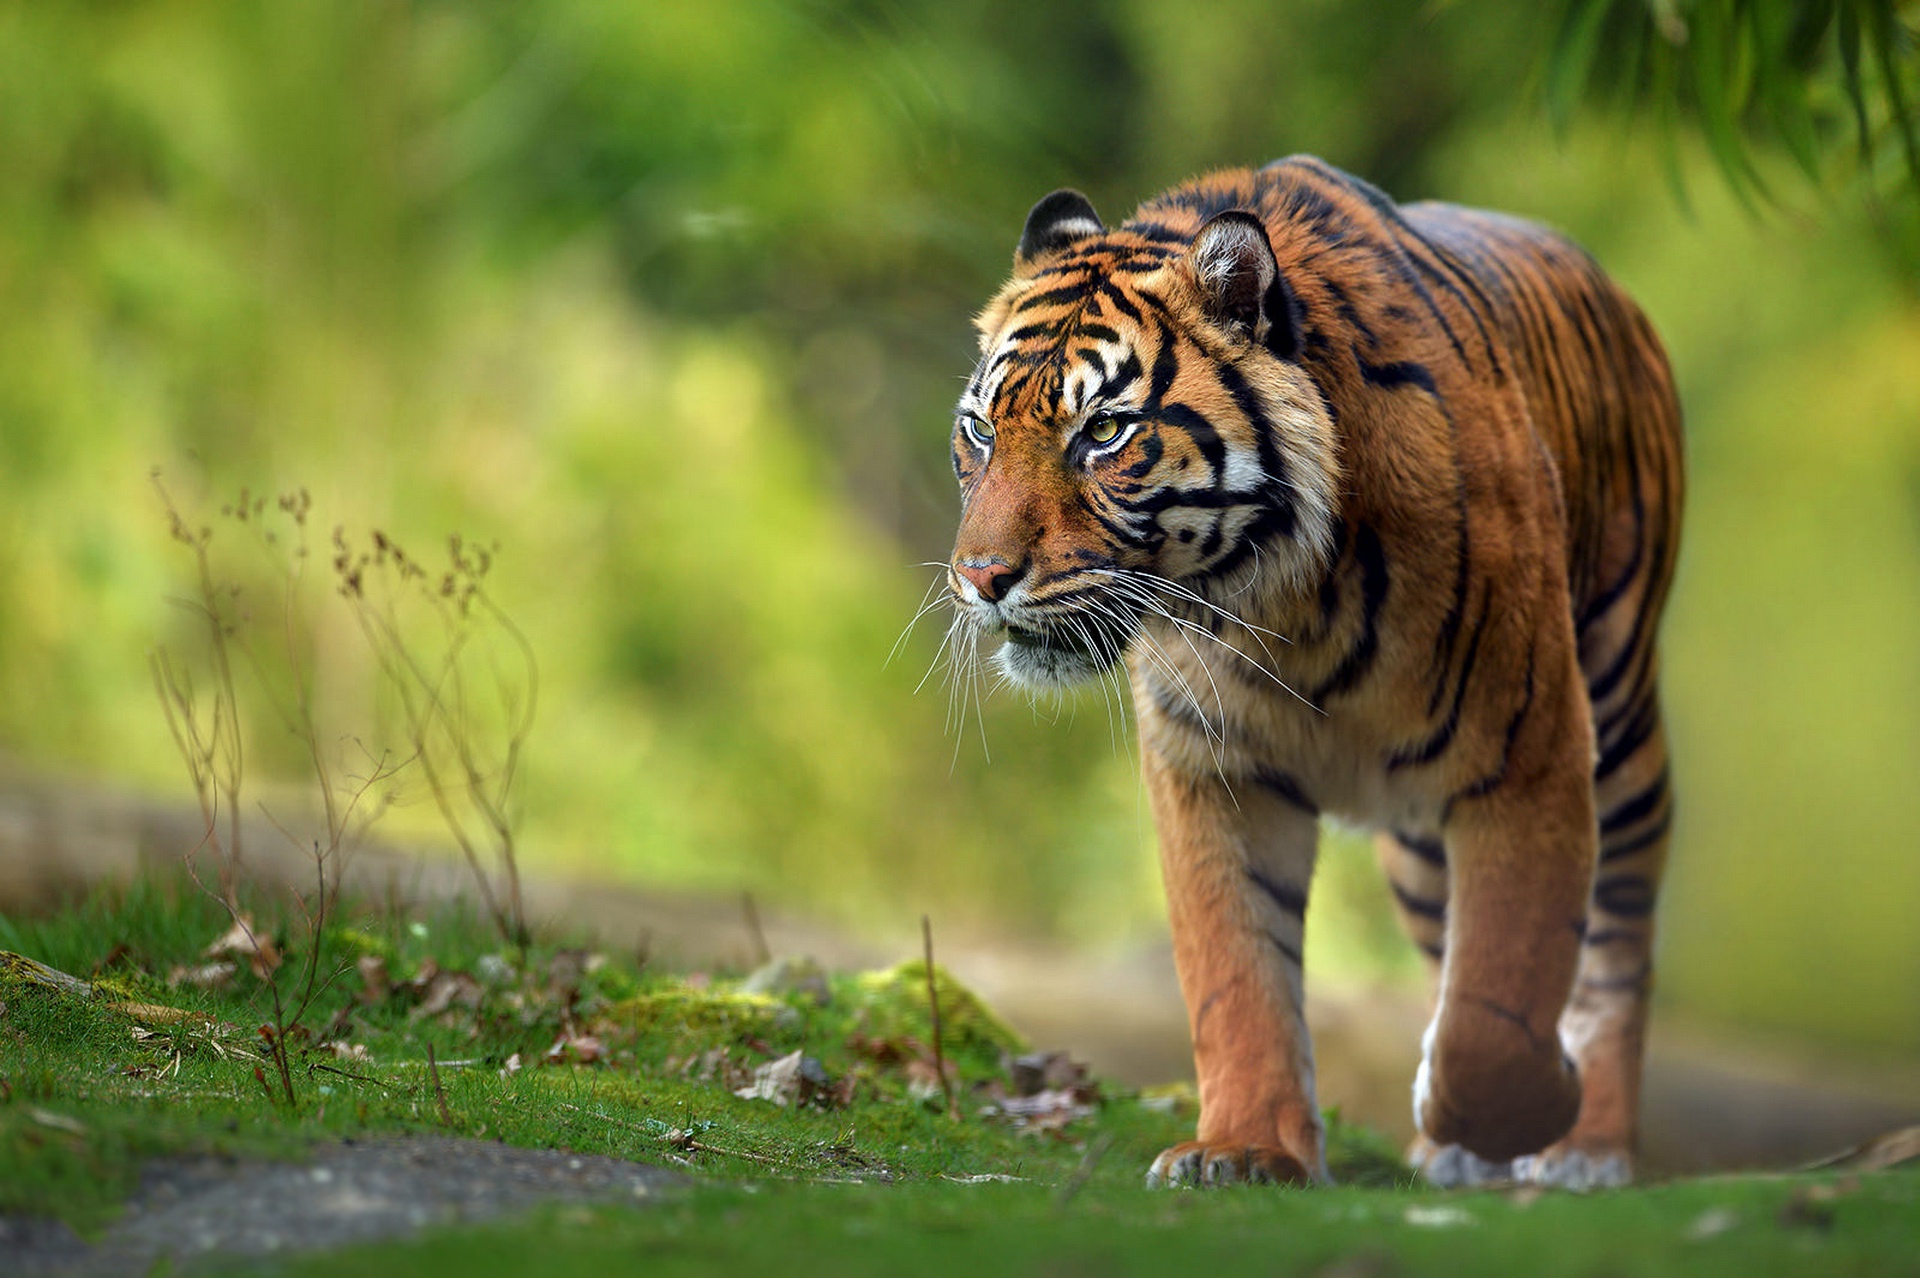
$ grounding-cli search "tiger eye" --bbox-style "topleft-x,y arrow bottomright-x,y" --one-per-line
1087,416 -> 1122,445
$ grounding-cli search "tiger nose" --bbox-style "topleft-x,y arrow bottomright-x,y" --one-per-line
955,558 -> 1026,603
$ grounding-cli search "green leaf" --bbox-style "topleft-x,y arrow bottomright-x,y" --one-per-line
1691,0 -> 1772,206
1545,0 -> 1616,130
1864,0 -> 1920,192
1837,1 -> 1875,160
1753,0 -> 1825,179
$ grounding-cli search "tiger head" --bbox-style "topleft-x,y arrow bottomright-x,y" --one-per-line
948,188 -> 1342,689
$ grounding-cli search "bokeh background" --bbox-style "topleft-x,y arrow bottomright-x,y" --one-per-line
1,0 -> 1916,1083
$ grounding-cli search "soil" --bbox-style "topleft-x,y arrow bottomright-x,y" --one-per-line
1,1136 -> 682,1275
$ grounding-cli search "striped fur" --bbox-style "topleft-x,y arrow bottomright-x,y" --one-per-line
946,156 -> 1683,1188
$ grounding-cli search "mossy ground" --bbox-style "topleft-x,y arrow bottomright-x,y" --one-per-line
1,878 -> 1914,1276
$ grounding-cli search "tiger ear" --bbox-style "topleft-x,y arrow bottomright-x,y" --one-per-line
1188,210 -> 1300,359
1016,189 -> 1104,265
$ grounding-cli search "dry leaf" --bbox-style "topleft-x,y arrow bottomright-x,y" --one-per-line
203,918 -> 281,979
168,960 -> 238,991
1403,1205 -> 1475,1229
410,969 -> 484,1020
355,955 -> 391,1004
734,1050 -> 835,1107
27,1108 -> 87,1136
545,1031 -> 606,1065
1003,1050 -> 1087,1098
985,1086 -> 1097,1133
1684,1206 -> 1739,1241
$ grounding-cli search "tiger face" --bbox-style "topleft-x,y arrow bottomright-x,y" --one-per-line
948,192 -> 1341,689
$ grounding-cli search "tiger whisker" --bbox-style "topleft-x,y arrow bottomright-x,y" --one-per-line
1098,579 -> 1322,716
889,572 -> 957,669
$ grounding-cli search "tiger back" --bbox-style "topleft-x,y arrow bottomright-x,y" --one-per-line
945,155 -> 1683,1188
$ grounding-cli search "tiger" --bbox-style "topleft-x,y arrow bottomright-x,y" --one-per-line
944,155 -> 1683,1190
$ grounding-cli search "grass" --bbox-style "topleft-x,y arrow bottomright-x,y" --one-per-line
1,877 -> 1915,1276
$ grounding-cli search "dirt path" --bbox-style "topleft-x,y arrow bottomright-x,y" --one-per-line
2,1136 -> 681,1275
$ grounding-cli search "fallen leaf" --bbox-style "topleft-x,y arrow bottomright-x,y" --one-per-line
734,1050 -> 835,1108
114,999 -> 213,1026
1002,1050 -> 1087,1098
410,969 -> 484,1020
203,918 -> 281,979
982,1086 -> 1097,1133
1684,1206 -> 1739,1241
355,955 -> 391,1004
27,1108 -> 88,1136
167,960 -> 238,991
545,1031 -> 606,1065
942,1172 -> 1029,1185
1403,1205 -> 1475,1229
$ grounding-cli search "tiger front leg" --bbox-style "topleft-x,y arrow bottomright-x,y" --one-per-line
1142,749 -> 1328,1188
1414,673 -> 1596,1165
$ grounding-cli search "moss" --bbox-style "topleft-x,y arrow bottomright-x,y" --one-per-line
845,960 -> 1027,1078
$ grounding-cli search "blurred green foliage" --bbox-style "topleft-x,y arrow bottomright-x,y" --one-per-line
0,2 -> 1915,1058
1546,0 -> 1920,260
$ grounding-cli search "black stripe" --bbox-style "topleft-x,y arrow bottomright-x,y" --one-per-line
1098,350 -> 1143,399
1578,964 -> 1651,993
1155,403 -> 1227,474
1388,593 -> 1491,771
1144,329 -> 1180,406
1074,491 -> 1152,549
1593,667 -> 1654,747
1266,929 -> 1303,968
1356,356 -> 1438,396
1594,694 -> 1659,781
1097,281 -> 1143,324
1394,831 -> 1447,868
1309,524 -> 1388,702
1598,768 -> 1669,836
1149,679 -> 1224,740
1388,879 -> 1446,921
1584,628 -> 1642,705
1125,220 -> 1188,244
1246,866 -> 1309,919
1598,812 -> 1670,864
1439,646 -> 1536,820
1251,765 -> 1318,815
1200,505 -> 1297,582
1428,485 -> 1472,692
1214,361 -> 1297,542
1015,279 -> 1094,311
1577,428 -> 1647,632
1592,873 -> 1657,918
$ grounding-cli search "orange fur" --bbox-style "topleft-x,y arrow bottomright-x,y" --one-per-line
946,157 -> 1683,1187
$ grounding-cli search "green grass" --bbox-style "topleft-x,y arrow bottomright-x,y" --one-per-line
0,877 -> 1915,1276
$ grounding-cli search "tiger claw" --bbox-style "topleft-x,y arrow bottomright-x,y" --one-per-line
1146,1141 -> 1311,1189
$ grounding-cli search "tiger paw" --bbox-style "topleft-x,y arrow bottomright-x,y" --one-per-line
1144,1141 -> 1313,1189
1511,1146 -> 1632,1191
1409,1137 -> 1514,1188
